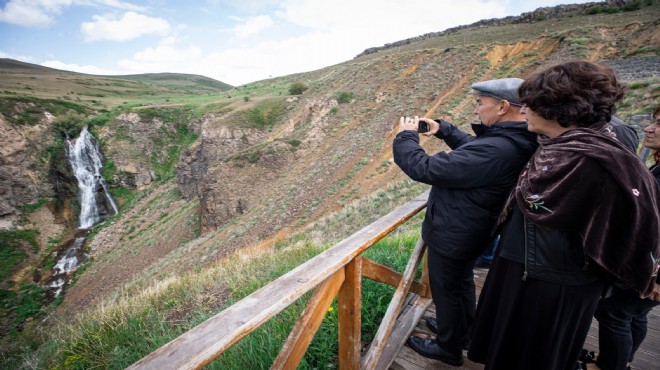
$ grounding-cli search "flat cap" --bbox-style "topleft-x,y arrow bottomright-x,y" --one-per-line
468,77 -> 524,106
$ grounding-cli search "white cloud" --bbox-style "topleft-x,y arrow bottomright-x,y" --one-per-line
234,15 -> 274,37
275,0 -> 506,36
91,0 -> 146,12
0,0 -> 66,27
117,38 -> 202,73
0,0 -> 146,27
81,11 -> 170,42
221,0 -> 281,13
41,60 -> 124,75
0,51 -> 34,62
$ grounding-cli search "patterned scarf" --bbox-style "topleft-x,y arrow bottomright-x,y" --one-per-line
515,122 -> 660,296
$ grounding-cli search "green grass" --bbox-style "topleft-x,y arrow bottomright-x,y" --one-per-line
0,96 -> 89,126
0,229 -> 39,280
26,228 -> 422,370
123,106 -> 199,181
242,98 -> 288,129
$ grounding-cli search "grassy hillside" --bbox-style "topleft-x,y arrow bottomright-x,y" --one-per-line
0,58 -> 232,110
1,2 -> 659,369
112,73 -> 233,94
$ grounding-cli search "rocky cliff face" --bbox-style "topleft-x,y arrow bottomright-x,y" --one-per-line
97,112 -> 158,190
177,110 -> 297,232
0,112 -> 57,224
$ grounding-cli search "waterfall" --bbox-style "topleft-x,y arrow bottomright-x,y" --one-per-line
66,126 -> 118,229
47,236 -> 87,298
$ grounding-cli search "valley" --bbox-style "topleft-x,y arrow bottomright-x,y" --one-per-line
0,2 -> 658,368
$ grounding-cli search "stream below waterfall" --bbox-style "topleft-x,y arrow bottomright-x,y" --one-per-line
41,126 -> 118,298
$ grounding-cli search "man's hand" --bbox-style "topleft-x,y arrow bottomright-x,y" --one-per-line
398,116 -> 419,134
398,116 -> 440,135
649,282 -> 660,302
419,117 -> 440,137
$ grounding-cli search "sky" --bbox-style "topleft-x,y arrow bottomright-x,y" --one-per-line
0,0 -> 597,86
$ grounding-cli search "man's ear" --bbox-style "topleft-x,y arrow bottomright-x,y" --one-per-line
497,100 -> 511,115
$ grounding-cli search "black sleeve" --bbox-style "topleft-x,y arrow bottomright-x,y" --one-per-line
393,130 -> 517,188
434,119 -> 475,149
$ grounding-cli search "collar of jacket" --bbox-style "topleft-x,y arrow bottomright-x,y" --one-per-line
471,120 -> 527,137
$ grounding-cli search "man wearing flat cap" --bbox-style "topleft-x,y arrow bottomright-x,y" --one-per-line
393,78 -> 538,366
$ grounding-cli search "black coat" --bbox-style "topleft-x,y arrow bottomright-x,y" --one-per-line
393,120 -> 538,260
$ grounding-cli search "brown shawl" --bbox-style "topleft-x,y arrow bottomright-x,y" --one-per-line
515,122 -> 660,297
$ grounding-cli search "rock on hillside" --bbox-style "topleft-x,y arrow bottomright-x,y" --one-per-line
0,112 -> 56,222
177,112 -> 270,230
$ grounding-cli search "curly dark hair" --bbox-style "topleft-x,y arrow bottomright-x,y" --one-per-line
518,61 -> 625,128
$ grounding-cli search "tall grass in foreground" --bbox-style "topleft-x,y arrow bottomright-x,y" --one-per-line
26,228 -> 421,369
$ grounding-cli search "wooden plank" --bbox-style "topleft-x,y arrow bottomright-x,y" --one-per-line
391,356 -> 428,370
362,257 -> 427,297
362,238 -> 427,369
127,191 -> 429,370
420,251 -> 430,298
338,257 -> 362,369
375,296 -> 433,370
272,269 -> 345,369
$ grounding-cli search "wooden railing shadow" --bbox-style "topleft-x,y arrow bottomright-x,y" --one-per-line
127,190 -> 431,370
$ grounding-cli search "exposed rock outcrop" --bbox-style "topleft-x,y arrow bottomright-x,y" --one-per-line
177,112 -> 272,231
0,113 -> 56,224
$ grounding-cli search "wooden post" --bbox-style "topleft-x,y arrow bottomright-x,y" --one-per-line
338,257 -> 362,369
271,269 -> 345,370
361,238 -> 426,369
420,247 -> 431,298
361,257 -> 427,296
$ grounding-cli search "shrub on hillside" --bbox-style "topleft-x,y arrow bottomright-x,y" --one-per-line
243,98 -> 287,129
335,91 -> 354,104
53,113 -> 86,137
288,82 -> 308,95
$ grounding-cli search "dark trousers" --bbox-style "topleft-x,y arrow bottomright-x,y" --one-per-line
594,287 -> 659,370
427,247 -> 476,354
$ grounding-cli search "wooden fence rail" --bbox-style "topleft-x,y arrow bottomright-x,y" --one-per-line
127,190 -> 431,370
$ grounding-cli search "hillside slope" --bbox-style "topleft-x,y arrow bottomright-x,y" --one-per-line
0,58 -> 232,109
0,3 -> 659,366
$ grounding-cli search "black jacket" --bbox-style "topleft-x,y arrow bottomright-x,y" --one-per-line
393,120 -> 538,260
498,206 -> 601,285
498,164 -> 660,286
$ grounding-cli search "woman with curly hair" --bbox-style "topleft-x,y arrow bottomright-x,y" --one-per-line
644,107 -> 660,179
467,61 -> 660,370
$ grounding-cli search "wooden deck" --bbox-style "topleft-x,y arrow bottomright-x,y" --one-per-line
390,267 -> 660,370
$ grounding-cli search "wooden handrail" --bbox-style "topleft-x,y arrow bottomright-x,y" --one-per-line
127,190 -> 430,370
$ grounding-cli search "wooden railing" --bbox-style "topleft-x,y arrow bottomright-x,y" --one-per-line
127,190 -> 431,370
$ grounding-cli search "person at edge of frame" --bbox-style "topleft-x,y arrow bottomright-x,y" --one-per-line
578,107 -> 660,370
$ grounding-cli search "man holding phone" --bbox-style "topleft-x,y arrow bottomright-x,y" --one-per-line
393,78 -> 536,366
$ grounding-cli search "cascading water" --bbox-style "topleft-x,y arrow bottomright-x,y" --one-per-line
43,127 -> 119,298
46,236 -> 86,298
66,126 -> 118,229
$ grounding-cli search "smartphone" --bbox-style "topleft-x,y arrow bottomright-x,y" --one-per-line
417,121 -> 430,133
